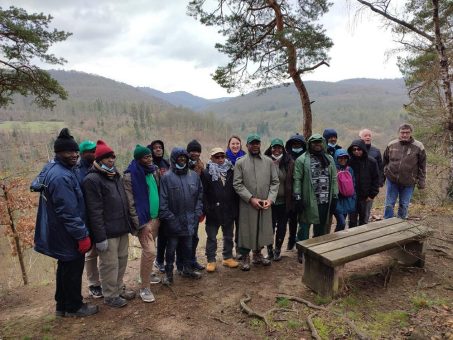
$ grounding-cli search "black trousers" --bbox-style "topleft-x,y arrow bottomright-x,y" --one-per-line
55,256 -> 85,313
166,236 -> 192,274
271,204 -> 289,248
287,210 -> 298,246
176,223 -> 199,269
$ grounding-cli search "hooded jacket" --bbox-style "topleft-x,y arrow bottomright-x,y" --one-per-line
159,147 -> 203,237
33,158 -> 89,261
334,149 -> 357,215
148,140 -> 170,175
383,137 -> 426,188
365,144 -> 384,187
293,134 -> 338,224
285,133 -> 306,161
347,139 -> 380,200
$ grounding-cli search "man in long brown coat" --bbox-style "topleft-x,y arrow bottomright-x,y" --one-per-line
233,133 -> 279,271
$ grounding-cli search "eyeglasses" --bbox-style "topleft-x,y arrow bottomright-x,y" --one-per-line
213,154 -> 225,159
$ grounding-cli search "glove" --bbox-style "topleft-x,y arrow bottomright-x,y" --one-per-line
330,197 -> 338,212
96,239 -> 108,252
293,194 -> 304,213
198,214 -> 206,223
78,236 -> 91,254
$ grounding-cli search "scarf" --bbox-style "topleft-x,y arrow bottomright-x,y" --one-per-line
93,161 -> 117,178
208,159 -> 233,182
125,160 -> 158,225
226,148 -> 245,165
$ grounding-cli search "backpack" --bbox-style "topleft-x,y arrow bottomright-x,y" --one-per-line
337,167 -> 354,197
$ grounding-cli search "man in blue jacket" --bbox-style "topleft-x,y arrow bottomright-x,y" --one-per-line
159,147 -> 203,284
33,128 -> 98,317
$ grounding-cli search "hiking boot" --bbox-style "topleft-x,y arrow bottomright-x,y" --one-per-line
297,249 -> 304,264
182,267 -> 202,279
139,288 -> 155,303
162,273 -> 174,286
153,260 -> 166,273
150,272 -> 161,284
252,250 -> 271,266
273,248 -> 282,261
206,262 -> 216,272
88,285 -> 103,299
266,245 -> 274,260
192,262 -> 205,271
120,286 -> 136,300
240,254 -> 250,271
104,296 -> 127,308
222,258 -> 239,268
66,303 -> 99,317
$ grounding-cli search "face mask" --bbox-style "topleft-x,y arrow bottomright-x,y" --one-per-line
101,164 -> 114,172
272,154 -> 283,161
175,163 -> 186,170
328,143 -> 336,148
189,159 -> 197,166
292,147 -> 303,153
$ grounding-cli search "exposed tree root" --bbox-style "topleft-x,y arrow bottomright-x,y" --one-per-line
307,312 -> 321,340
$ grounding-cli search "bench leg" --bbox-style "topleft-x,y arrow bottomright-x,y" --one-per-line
303,255 -> 341,297
391,241 -> 426,267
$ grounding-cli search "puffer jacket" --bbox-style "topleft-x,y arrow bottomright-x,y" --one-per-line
383,137 -> 426,188
159,147 -> 203,237
82,165 -> 131,243
33,158 -> 89,261
347,139 -> 380,200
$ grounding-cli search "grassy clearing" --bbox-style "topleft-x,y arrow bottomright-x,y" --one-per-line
0,121 -> 64,133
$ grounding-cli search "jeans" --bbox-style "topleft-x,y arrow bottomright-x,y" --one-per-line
384,179 -> 415,219
334,212 -> 347,232
271,204 -> 289,249
55,256 -> 85,313
165,236 -> 192,274
349,199 -> 373,228
205,221 -> 234,262
176,223 -> 199,270
297,203 -> 329,241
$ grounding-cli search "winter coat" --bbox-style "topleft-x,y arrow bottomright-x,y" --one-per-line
366,144 -> 384,187
82,166 -> 131,243
347,139 -> 380,200
334,149 -> 357,215
201,164 -> 238,226
293,134 -> 339,225
233,153 -> 279,250
383,137 -> 426,188
123,170 -> 160,231
74,158 -> 92,184
159,147 -> 203,237
33,159 -> 89,261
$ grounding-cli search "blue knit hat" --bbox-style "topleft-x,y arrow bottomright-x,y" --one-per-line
323,128 -> 338,140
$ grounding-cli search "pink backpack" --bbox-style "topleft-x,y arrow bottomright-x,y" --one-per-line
337,167 -> 354,197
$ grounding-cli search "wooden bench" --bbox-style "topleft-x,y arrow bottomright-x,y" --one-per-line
296,217 -> 432,297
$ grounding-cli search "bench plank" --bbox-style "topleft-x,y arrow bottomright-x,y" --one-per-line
306,221 -> 419,255
320,225 -> 431,266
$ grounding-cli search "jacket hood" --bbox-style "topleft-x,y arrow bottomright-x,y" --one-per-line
170,147 -> 189,166
347,139 -> 368,158
307,134 -> 327,152
285,133 -> 306,151
323,128 -> 337,140
334,148 -> 349,160
148,140 -> 165,156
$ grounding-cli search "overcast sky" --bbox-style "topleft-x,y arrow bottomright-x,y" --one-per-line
9,0 -> 403,99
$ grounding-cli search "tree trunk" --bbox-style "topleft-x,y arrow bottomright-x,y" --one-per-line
268,0 -> 313,138
432,0 -> 453,199
2,184 -> 28,285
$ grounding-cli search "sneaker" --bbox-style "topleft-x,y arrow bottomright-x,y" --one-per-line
153,260 -> 166,273
65,303 -> 99,317
192,262 -> 205,271
162,275 -> 173,286
222,258 -> 239,268
206,262 -> 216,272
120,286 -> 136,300
182,267 -> 202,279
88,285 -> 103,299
139,288 -> 155,303
150,272 -> 161,284
104,296 -> 127,308
273,249 -> 282,261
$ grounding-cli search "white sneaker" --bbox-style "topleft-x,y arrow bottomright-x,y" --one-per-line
139,288 -> 155,303
150,272 -> 161,284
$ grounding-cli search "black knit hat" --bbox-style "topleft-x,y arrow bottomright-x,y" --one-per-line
187,139 -> 202,153
54,128 -> 79,153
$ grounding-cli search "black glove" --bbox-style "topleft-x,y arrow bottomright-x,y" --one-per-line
293,194 -> 304,213
330,197 -> 338,212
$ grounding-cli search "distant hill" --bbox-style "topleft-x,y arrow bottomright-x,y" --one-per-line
137,87 -> 229,111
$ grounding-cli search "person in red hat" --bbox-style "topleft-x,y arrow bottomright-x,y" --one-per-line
82,140 -> 135,308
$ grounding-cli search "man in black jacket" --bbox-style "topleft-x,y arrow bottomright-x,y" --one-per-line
201,147 -> 239,272
347,139 -> 380,228
359,129 -> 384,187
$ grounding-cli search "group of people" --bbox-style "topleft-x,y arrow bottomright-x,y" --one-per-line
32,123 -> 426,317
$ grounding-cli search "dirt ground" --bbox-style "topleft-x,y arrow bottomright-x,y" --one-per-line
1,212 -> 452,340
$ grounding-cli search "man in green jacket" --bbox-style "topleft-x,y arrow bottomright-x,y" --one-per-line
293,134 -> 338,263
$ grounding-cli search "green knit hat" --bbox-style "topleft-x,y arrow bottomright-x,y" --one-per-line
270,138 -> 284,147
79,140 -> 96,153
134,144 -> 151,160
